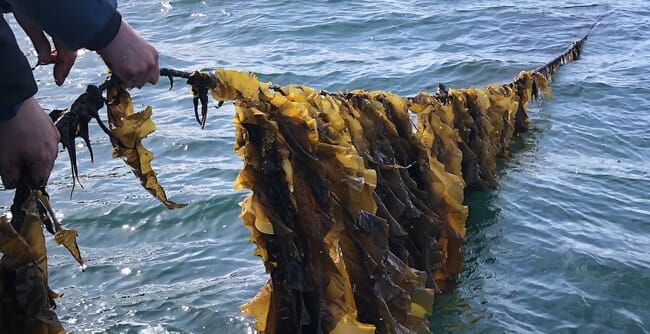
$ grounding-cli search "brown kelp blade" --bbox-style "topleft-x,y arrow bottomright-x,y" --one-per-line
224,71 -> 550,334
105,85 -> 186,209
224,72 -> 468,333
0,216 -> 37,262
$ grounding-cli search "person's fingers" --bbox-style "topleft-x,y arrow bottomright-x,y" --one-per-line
147,70 -> 160,85
98,20 -> 160,89
147,50 -> 160,85
119,76 -> 137,89
53,44 -> 78,86
25,115 -> 58,189
119,63 -> 157,89
0,160 -> 19,190
26,155 -> 54,188
1,155 -> 55,189
33,34 -> 54,66
134,61 -> 159,89
111,70 -> 138,89
13,11 -> 54,66
0,98 -> 60,189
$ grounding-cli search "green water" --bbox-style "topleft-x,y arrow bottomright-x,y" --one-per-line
1,1 -> 649,333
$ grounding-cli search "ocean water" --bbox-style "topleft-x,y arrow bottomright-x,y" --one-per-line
2,1 -> 649,333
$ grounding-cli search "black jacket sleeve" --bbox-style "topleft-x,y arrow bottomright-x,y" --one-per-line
7,0 -> 122,51
0,0 -> 11,13
0,15 -> 37,119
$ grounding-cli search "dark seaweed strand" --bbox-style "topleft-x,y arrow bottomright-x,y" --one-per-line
160,14 -> 605,111
408,15 -> 607,105
534,14 -> 608,81
160,68 -> 193,90
159,68 -> 219,90
159,68 -> 218,128
534,36 -> 588,82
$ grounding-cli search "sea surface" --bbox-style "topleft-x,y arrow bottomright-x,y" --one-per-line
2,1 -> 649,333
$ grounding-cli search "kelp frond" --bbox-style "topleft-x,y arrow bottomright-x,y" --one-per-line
105,85 -> 187,210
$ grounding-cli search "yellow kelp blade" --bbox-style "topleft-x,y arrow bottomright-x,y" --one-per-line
54,229 -> 83,269
330,314 -> 376,334
0,216 -> 37,262
240,280 -> 272,331
106,87 -> 186,210
33,190 -> 85,270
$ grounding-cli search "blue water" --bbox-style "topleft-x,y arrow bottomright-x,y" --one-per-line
2,1 -> 649,333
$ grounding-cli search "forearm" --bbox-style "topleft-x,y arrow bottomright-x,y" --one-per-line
7,0 -> 121,50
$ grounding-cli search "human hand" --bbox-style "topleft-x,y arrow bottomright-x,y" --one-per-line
0,97 -> 59,189
13,10 -> 77,86
98,20 -> 159,89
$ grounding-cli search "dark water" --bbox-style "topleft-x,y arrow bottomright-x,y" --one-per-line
2,1 -> 649,333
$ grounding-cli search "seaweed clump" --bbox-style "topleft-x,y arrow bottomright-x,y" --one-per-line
160,26 -> 594,332
176,68 -> 548,333
0,81 -> 184,333
0,184 -> 83,333
46,80 -> 185,209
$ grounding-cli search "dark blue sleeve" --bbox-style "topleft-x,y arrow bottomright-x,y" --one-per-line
0,15 -> 37,119
7,0 -> 122,51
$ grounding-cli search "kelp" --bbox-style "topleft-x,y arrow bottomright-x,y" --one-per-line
0,184 -> 81,333
105,85 -> 186,210
166,68 -> 543,333
154,29 -> 588,333
46,80 -> 185,209
0,81 -> 184,332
